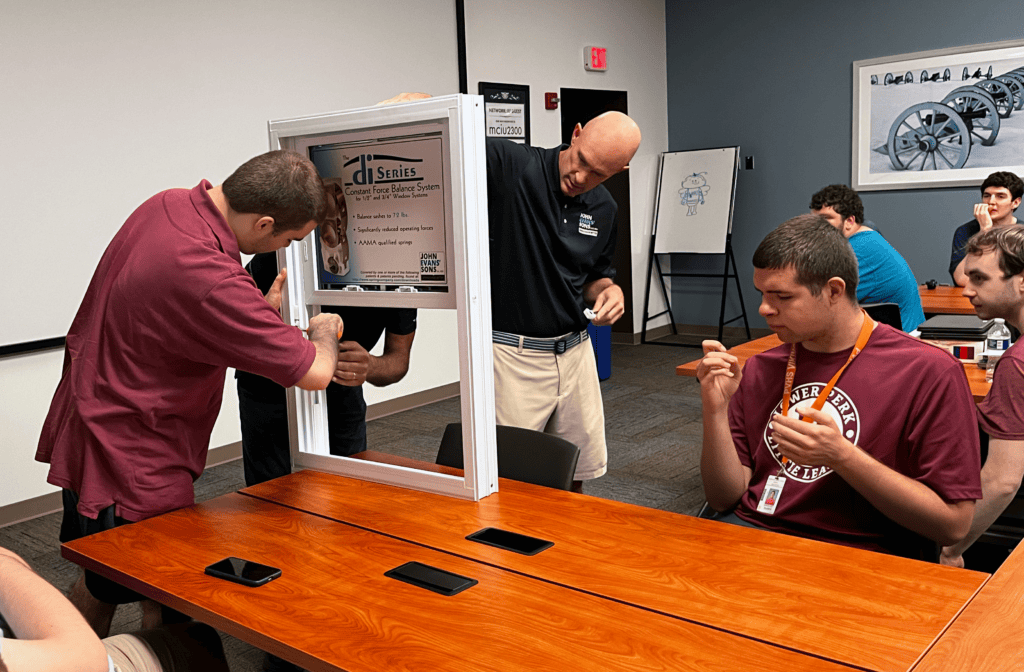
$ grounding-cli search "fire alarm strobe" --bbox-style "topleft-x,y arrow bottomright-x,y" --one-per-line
584,46 -> 607,72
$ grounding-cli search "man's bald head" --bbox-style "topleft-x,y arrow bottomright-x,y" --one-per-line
558,111 -> 641,197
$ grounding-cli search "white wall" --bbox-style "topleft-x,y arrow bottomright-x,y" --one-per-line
2,0 -> 670,511
464,0 -> 670,335
1,0 -> 460,509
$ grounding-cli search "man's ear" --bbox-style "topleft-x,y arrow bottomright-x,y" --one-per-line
1013,196 -> 1022,211
571,123 -> 583,142
254,216 -> 275,234
826,277 -> 847,303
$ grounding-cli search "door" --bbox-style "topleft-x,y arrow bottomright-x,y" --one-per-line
559,88 -> 631,335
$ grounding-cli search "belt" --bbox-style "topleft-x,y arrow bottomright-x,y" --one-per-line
492,329 -> 589,354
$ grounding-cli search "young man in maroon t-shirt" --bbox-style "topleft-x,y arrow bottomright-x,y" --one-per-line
941,226 -> 1024,567
37,151 -> 344,639
698,215 -> 981,559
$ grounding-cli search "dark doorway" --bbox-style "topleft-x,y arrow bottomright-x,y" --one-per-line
559,88 -> 632,335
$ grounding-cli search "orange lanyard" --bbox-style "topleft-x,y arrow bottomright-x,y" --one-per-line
778,311 -> 875,463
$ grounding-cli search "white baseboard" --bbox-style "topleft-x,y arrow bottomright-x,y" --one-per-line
0,385 -> 461,529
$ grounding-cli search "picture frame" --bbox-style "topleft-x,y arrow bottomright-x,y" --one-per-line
853,38 -> 1024,191
478,81 -> 530,144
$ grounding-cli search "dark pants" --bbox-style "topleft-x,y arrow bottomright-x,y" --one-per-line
59,490 -> 189,621
237,383 -> 368,487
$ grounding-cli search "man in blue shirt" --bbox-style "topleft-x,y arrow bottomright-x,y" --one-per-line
810,185 -> 925,331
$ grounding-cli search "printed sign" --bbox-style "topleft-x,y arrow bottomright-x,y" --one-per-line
479,82 -> 530,144
484,102 -> 526,142
308,134 -> 448,290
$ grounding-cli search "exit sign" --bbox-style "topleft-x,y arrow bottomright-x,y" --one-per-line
584,46 -> 607,71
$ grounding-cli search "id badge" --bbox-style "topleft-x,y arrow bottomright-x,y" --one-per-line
756,475 -> 786,515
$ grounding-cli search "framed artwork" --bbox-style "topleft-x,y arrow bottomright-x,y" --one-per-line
478,82 -> 530,144
853,39 -> 1024,191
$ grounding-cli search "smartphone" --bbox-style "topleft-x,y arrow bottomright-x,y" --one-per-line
384,561 -> 477,596
204,557 -> 281,587
466,527 -> 553,556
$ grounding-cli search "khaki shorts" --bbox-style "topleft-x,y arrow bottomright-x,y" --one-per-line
492,337 -> 607,480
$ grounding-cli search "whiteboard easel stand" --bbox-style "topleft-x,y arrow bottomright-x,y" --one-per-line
640,148 -> 750,346
640,234 -> 750,346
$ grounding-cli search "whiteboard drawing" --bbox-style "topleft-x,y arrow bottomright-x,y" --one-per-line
679,172 -> 711,216
653,147 -> 738,255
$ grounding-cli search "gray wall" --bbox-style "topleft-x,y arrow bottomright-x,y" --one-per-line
664,0 -> 1024,329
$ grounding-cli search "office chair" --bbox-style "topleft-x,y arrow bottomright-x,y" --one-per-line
861,302 -> 902,330
695,501 -> 724,520
435,423 -> 581,491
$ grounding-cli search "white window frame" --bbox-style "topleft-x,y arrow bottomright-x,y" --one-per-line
267,94 -> 497,500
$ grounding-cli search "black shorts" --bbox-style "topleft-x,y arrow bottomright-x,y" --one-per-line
59,489 -> 145,605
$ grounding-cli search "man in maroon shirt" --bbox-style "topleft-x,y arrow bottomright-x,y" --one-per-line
36,150 -> 343,637
697,215 -> 980,559
941,226 -> 1024,567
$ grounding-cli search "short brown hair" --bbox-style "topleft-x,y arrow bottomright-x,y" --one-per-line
752,214 -> 859,301
222,150 -> 328,233
966,225 -> 1024,278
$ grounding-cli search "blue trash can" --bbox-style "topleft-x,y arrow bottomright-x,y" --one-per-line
587,323 -> 612,381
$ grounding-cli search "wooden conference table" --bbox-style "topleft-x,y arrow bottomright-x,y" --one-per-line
65,468 -> 990,672
918,284 -> 975,315
676,333 -> 991,402
915,534 -> 1024,670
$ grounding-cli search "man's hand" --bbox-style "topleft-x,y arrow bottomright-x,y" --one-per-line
696,340 -> 741,415
333,341 -> 371,386
770,407 -> 855,470
939,548 -> 965,568
264,267 -> 287,312
307,312 -> 343,342
974,202 -> 996,231
590,283 -> 625,325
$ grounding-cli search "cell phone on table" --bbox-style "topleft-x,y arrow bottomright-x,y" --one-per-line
466,527 -> 553,555
204,557 -> 281,587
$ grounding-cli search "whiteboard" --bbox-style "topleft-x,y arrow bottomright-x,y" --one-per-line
652,147 -> 739,254
0,0 -> 458,349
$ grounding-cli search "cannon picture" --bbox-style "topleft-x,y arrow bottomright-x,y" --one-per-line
882,65 -> 1024,171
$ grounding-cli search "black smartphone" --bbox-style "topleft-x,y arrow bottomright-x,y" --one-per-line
466,527 -> 553,556
384,561 -> 477,596
204,557 -> 281,587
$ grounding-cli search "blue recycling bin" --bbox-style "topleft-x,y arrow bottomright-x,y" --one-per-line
587,323 -> 612,380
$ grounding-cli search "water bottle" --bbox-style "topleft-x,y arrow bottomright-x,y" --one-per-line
986,318 -> 1011,383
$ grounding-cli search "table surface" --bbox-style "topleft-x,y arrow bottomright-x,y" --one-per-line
242,469 -> 989,672
913,536 -> 1024,671
919,284 -> 975,315
62,492 -> 863,672
675,333 -> 991,401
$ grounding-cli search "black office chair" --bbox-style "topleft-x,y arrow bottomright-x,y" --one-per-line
435,423 -> 581,491
861,302 -> 902,329
695,501 -> 724,520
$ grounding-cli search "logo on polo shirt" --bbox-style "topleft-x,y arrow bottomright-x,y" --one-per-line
762,383 -> 861,483
578,213 -> 599,237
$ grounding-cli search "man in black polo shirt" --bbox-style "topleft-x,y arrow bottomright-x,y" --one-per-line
487,111 -> 641,491
236,252 -> 416,486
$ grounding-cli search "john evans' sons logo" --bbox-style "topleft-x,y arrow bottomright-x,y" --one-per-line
578,213 -> 599,237
762,383 -> 861,483
344,154 -> 423,185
